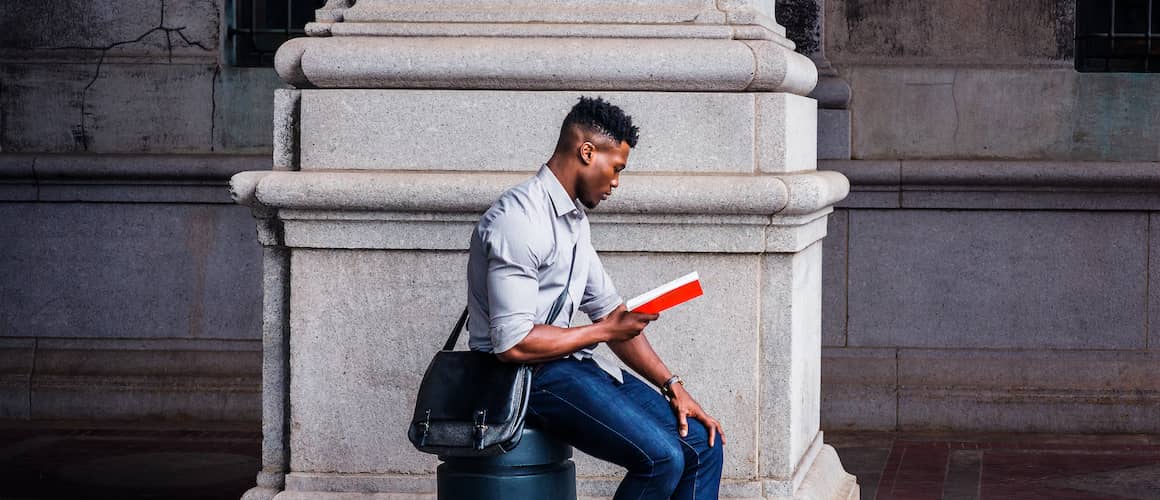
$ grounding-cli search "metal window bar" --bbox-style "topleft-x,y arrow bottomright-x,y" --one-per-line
229,0 -> 323,67
1076,0 -> 1158,72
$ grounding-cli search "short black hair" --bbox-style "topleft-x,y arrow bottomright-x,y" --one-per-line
561,96 -> 639,148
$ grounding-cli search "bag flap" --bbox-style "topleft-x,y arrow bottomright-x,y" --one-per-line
412,350 -> 527,424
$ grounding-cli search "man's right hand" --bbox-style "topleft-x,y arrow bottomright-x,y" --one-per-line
601,305 -> 659,342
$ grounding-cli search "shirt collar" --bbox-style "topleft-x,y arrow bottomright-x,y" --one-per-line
537,164 -> 580,218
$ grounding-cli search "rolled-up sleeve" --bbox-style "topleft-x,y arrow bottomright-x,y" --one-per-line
484,218 -> 542,354
579,244 -> 622,322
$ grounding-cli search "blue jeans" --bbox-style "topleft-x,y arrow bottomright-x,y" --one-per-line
527,357 -> 724,500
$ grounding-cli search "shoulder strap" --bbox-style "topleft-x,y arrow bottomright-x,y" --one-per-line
444,241 -> 579,351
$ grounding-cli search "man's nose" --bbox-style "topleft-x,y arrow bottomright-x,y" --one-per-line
611,177 -> 619,188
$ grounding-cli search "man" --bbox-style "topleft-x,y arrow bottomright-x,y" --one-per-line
466,96 -> 725,499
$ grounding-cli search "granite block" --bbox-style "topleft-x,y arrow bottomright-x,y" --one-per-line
822,209 -> 848,347
817,109 -> 851,160
288,250 -> 464,474
0,64 -> 89,152
83,64 -> 218,153
820,347 -> 897,431
0,203 -> 262,340
214,67 -> 282,154
1072,73 -> 1160,162
759,244 -> 823,479
897,349 -> 1160,433
0,63 -> 218,153
845,67 -> 1077,160
0,0 -> 217,55
847,210 -> 1147,349
272,88 -> 301,170
826,0 -> 1069,63
299,90 -> 758,173
756,93 -> 818,173
286,249 -> 764,480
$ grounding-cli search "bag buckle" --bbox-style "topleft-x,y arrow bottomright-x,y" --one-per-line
473,409 -> 488,450
417,409 -> 431,446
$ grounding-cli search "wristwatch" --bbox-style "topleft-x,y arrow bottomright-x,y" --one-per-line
661,375 -> 684,399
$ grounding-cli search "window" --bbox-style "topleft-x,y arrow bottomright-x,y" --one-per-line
1076,0 -> 1160,72
227,0 -> 326,67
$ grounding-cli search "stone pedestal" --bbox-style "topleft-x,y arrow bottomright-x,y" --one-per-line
233,2 -> 857,498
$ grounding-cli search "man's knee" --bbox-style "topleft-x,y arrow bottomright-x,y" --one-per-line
635,440 -> 685,483
703,439 -> 724,469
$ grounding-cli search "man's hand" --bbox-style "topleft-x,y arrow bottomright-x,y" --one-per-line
669,383 -> 726,447
600,306 -> 659,342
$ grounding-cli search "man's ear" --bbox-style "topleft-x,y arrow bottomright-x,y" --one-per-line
578,141 -> 595,165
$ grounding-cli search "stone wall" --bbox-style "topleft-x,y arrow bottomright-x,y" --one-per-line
826,0 -> 1158,161
818,0 -> 1160,432
0,0 -> 271,422
2,0 -> 1158,436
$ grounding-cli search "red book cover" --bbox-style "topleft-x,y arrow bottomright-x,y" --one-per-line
626,272 -> 703,314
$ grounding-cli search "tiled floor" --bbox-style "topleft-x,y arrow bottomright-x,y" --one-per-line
1,423 -> 1159,499
828,431 -> 1160,500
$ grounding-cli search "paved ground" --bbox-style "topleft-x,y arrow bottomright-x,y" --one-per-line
828,431 -> 1160,500
2,422 -> 1159,499
0,422 -> 260,500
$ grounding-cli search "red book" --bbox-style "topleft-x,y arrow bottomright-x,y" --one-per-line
626,272 -> 703,314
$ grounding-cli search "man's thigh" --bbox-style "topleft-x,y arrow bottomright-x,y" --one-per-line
528,358 -> 681,468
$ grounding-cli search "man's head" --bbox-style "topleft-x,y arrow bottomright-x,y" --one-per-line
551,97 -> 639,209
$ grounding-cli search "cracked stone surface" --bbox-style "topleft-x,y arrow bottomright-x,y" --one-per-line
0,0 -> 224,153
1,63 -> 219,153
0,0 -> 219,56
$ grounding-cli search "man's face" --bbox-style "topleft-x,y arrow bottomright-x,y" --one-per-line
577,140 -> 630,209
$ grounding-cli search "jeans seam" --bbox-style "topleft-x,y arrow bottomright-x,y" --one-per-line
678,438 -> 700,500
538,388 -> 660,499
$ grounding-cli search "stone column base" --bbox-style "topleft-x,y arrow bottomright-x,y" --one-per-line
241,487 -> 281,500
785,445 -> 859,500
268,454 -> 857,500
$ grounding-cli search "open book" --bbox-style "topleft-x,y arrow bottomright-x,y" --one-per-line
625,272 -> 703,314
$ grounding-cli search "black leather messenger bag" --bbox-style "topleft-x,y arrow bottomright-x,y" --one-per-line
408,243 -> 577,457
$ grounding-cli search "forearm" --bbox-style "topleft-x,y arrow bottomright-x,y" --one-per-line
497,323 -> 610,363
608,334 -> 672,389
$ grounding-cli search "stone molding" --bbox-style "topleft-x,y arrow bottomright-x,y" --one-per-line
823,159 -> 1160,210
231,170 -> 847,216
6,338 -> 260,422
809,76 -> 852,109
0,153 -> 269,204
275,37 -> 817,94
324,0 -> 782,32
230,170 -> 846,253
308,22 -> 792,44
821,347 -> 1160,433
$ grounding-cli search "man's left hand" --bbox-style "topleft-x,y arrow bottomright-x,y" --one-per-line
669,384 -> 726,447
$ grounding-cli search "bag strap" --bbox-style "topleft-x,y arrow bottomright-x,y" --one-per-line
444,241 -> 579,351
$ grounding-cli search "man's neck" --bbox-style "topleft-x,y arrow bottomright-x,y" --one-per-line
545,157 -> 578,200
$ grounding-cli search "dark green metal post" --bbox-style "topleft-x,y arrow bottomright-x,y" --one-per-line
437,427 -> 576,500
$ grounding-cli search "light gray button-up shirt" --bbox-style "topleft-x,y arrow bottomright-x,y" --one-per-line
467,165 -> 624,381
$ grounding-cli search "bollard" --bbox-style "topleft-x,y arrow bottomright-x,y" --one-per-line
437,426 -> 576,500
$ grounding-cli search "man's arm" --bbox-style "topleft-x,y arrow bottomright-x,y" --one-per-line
604,304 -> 725,446
496,309 -> 657,363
